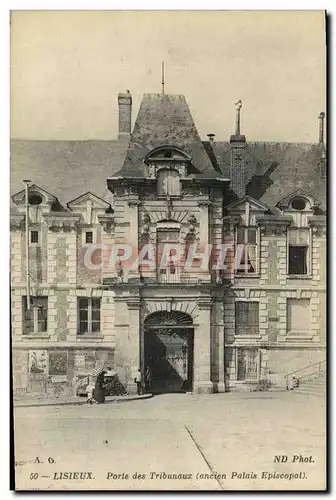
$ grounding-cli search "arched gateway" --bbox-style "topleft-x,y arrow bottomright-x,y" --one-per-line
144,311 -> 194,393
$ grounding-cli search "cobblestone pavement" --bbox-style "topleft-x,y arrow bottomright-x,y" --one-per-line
13,391 -> 326,491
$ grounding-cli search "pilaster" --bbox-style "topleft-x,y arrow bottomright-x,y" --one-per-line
126,297 -> 141,394
193,298 -> 213,393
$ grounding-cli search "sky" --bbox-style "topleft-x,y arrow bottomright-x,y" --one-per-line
10,10 -> 326,143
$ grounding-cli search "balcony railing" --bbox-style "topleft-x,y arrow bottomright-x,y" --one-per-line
157,268 -> 180,284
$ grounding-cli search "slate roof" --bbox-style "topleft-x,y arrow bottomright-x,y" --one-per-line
10,93 -> 326,213
10,140 -> 128,208
116,93 -> 215,177
207,140 -> 327,211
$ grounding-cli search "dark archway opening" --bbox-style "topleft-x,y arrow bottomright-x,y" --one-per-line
144,311 -> 194,394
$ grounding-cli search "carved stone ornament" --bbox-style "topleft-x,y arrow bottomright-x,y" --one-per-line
43,214 -> 80,232
197,200 -> 212,208
197,298 -> 213,310
98,214 -> 115,233
126,298 -> 141,310
128,199 -> 141,208
143,213 -> 151,224
259,222 -> 289,237
10,214 -> 25,231
311,225 -> 326,237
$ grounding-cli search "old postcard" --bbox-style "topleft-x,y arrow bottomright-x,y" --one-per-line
10,10 -> 326,491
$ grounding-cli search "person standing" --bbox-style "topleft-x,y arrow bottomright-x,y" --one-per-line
135,369 -> 143,395
93,370 -> 106,403
145,365 -> 152,392
86,376 -> 96,405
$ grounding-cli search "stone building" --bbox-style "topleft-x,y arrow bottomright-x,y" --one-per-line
10,89 -> 326,396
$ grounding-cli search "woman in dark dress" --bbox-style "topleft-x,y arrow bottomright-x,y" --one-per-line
93,371 -> 106,403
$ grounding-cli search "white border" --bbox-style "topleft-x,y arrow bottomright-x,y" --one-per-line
2,4 -> 332,499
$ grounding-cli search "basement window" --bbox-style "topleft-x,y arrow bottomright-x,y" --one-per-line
236,348 -> 259,381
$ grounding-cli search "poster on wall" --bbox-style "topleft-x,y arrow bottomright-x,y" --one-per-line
28,350 -> 48,375
49,351 -> 68,376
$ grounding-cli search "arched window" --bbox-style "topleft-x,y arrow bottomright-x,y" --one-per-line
157,169 -> 181,196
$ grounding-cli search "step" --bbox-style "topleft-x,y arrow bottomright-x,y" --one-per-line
294,390 -> 325,397
295,386 -> 325,394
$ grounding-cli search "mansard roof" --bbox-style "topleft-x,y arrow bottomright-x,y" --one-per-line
10,94 -> 326,212
10,139 -> 127,208
116,93 -> 216,177
208,140 -> 326,211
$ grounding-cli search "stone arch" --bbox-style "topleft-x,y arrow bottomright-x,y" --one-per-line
145,310 -> 193,328
144,300 -> 199,322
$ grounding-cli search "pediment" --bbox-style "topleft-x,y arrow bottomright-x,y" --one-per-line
226,195 -> 270,213
67,192 -> 111,210
276,189 -> 320,210
12,184 -> 57,206
145,145 -> 192,164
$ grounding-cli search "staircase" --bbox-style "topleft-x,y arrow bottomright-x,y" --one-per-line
285,360 -> 326,397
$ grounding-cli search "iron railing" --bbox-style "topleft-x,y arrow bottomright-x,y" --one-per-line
284,360 -> 326,388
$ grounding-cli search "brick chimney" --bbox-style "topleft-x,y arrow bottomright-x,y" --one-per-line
230,100 -> 246,198
118,90 -> 132,139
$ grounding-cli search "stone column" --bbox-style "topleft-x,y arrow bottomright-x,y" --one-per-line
193,298 -> 213,393
126,298 -> 141,394
126,198 -> 140,281
215,301 -> 226,393
197,200 -> 212,281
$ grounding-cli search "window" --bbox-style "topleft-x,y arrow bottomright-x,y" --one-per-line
291,197 -> 306,211
22,296 -> 48,334
235,227 -> 258,274
157,169 -> 181,196
288,228 -> 310,275
235,301 -> 259,335
156,229 -> 180,283
78,297 -> 101,334
85,231 -> 93,244
30,230 -> 39,244
28,194 -> 43,206
287,298 -> 310,333
237,349 -> 259,380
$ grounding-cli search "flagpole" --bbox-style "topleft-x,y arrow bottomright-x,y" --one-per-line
23,180 -> 31,310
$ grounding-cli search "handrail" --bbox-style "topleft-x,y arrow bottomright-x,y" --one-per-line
297,369 -> 326,382
284,360 -> 326,379
284,360 -> 326,388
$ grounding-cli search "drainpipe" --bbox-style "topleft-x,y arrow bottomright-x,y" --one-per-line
23,180 -> 31,310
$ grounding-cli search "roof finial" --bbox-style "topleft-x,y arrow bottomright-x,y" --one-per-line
318,111 -> 325,144
235,99 -> 242,135
161,61 -> 165,95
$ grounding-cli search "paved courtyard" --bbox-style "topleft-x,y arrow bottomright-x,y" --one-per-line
13,392 -> 326,491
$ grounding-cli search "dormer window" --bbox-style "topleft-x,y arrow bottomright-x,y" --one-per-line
145,145 -> 192,187
28,193 -> 43,206
157,169 -> 181,196
291,197 -> 306,211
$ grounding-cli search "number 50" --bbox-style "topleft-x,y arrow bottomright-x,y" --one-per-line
30,473 -> 38,480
